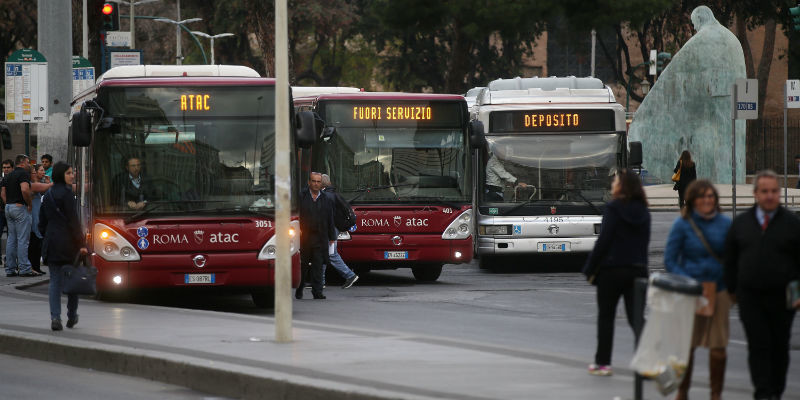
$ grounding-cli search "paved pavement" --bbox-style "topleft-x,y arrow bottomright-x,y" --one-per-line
645,183 -> 800,209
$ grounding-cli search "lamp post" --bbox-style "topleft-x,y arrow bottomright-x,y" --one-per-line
109,0 -> 160,49
154,17 -> 202,65
191,31 -> 234,65
625,62 -> 649,113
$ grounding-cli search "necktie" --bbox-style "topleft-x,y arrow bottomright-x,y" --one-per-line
762,213 -> 769,231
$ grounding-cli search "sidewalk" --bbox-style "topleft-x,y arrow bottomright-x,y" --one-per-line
645,183 -> 800,210
0,274 -> 766,400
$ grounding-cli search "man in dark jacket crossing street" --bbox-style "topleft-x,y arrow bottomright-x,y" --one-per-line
724,170 -> 800,400
296,172 -> 337,300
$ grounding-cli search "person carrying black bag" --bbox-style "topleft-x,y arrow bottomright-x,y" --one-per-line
582,168 -> 651,377
39,162 -> 87,331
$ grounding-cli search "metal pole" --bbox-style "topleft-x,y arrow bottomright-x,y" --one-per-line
176,0 -> 181,65
732,83 -> 737,215
274,0 -> 292,342
632,278 -> 648,400
784,82 -> 789,204
24,124 -> 30,156
590,29 -> 596,78
82,0 -> 88,58
210,37 -> 214,65
130,1 -> 135,49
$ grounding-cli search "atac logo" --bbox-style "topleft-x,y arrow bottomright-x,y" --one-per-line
550,206 -> 557,215
394,216 -> 402,227
194,230 -> 204,244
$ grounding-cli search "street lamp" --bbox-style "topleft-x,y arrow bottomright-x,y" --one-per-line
108,0 -> 160,49
191,31 -> 234,65
154,17 -> 202,65
640,79 -> 650,95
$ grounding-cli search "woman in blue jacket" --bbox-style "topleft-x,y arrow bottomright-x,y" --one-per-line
664,180 -> 731,400
583,169 -> 650,376
39,162 -> 87,331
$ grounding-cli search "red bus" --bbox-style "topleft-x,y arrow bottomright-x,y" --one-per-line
294,93 -> 483,281
69,65 -> 315,307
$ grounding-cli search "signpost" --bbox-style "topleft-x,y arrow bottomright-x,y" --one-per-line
105,31 -> 132,48
5,49 -> 48,155
732,78 -> 758,215
72,56 -> 95,98
785,80 -> 800,203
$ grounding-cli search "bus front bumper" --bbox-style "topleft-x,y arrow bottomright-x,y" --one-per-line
477,235 -> 597,255
338,234 -> 473,266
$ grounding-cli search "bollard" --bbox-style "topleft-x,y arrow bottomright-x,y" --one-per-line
632,277 -> 649,400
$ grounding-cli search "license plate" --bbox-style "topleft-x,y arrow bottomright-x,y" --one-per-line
184,274 -> 215,284
538,242 -> 570,252
384,251 -> 408,260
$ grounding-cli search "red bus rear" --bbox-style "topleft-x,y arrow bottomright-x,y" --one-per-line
296,93 -> 478,281
69,65 -> 309,307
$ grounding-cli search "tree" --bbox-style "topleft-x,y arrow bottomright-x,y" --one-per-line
1,1 -> 38,59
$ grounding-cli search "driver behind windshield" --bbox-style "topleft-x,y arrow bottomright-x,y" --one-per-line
485,143 -> 527,201
112,156 -> 152,210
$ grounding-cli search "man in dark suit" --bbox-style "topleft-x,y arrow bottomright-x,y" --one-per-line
724,169 -> 800,400
296,172 -> 336,300
112,157 -> 150,210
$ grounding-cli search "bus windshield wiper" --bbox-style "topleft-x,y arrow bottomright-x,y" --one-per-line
562,188 -> 604,215
498,196 -> 541,216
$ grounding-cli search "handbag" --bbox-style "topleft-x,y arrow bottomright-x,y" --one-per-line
687,218 -> 720,317
62,253 -> 98,295
671,160 -> 682,182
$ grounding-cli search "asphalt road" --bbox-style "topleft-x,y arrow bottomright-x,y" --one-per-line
19,211 -> 800,399
0,353 -> 231,400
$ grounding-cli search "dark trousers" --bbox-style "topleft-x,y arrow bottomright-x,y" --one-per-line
594,266 -> 647,365
678,186 -> 686,208
738,288 -> 796,399
299,246 -> 324,297
28,233 -> 42,270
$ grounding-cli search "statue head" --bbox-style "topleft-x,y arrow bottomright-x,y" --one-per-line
691,6 -> 715,32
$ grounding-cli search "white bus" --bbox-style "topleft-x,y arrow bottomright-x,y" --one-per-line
472,76 -> 629,269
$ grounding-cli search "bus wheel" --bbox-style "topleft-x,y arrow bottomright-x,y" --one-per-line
251,288 -> 275,308
478,255 -> 494,270
412,264 -> 442,282
94,289 -> 129,303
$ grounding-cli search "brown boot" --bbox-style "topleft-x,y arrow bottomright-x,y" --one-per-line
709,348 -> 726,400
674,348 -> 695,400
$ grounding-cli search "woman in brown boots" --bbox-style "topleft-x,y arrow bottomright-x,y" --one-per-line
663,180 -> 731,400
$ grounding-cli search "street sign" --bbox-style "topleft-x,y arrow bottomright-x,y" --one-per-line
734,78 -> 758,120
4,49 -> 48,123
786,80 -> 800,109
109,50 -> 141,68
105,31 -> 131,47
648,50 -> 657,76
72,56 -> 95,98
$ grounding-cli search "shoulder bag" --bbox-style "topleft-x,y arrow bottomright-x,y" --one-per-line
671,160 -> 682,182
62,253 -> 97,295
687,218 -> 720,317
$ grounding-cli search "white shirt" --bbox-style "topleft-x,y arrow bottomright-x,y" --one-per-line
486,155 -> 516,187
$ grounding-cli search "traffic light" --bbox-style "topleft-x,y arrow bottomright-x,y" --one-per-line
656,52 -> 672,73
791,4 -> 800,31
101,2 -> 120,31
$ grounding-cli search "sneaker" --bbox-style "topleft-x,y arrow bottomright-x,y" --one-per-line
342,274 -> 359,289
66,315 -> 79,329
6,272 -> 17,277
51,319 -> 63,331
588,364 -> 612,376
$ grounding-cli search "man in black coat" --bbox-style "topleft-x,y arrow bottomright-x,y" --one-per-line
724,170 -> 800,400
111,157 -> 151,210
296,172 -> 336,300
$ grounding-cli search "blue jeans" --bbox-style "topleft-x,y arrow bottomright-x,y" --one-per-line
5,204 -> 31,274
323,241 -> 355,285
48,264 -> 78,321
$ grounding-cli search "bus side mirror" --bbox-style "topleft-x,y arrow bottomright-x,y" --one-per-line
0,124 -> 11,150
469,120 -> 485,149
322,126 -> 336,139
629,141 -> 643,167
71,108 -> 92,147
295,110 -> 317,148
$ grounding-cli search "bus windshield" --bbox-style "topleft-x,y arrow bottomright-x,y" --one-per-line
91,86 -> 278,217
317,126 -> 470,203
481,133 -> 623,206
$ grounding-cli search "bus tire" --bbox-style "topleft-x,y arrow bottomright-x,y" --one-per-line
251,288 -> 275,308
412,264 -> 442,282
478,255 -> 494,270
94,289 -> 129,302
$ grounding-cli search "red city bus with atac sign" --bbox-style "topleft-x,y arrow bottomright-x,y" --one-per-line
293,92 -> 484,281
69,65 -> 316,307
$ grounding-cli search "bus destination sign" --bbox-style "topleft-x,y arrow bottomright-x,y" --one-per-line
490,109 -> 616,133
325,101 -> 463,128
180,94 -> 210,111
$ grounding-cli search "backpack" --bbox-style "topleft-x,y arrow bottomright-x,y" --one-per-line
330,190 -> 357,231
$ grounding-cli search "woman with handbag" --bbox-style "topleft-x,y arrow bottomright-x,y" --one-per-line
664,179 -> 732,400
673,151 -> 697,209
583,169 -> 651,376
39,162 -> 87,331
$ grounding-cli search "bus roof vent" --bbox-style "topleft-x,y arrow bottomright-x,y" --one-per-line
479,76 -> 615,105
97,65 -> 260,82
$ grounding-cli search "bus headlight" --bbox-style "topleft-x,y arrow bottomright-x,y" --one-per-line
93,223 -> 141,262
259,220 -> 300,260
442,209 -> 473,240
